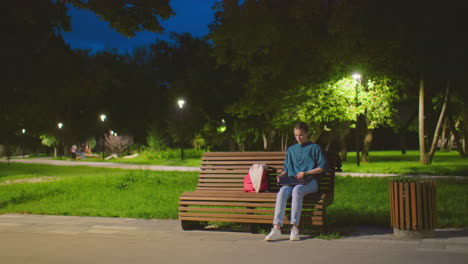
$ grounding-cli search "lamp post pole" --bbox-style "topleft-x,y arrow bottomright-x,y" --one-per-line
352,73 -> 361,167
21,129 -> 26,158
177,99 -> 185,161
100,114 -> 107,160
57,122 -> 63,160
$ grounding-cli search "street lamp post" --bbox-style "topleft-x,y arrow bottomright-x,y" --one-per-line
352,73 -> 361,167
57,122 -> 63,159
21,128 -> 26,158
177,99 -> 185,161
100,114 -> 107,160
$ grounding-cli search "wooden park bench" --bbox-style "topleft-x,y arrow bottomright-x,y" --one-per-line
178,151 -> 341,232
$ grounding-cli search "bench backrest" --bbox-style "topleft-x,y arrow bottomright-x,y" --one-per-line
198,151 -> 339,198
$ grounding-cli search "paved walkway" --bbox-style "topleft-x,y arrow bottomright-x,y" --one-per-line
2,158 -> 466,179
0,214 -> 467,264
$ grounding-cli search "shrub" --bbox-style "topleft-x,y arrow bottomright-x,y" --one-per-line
103,134 -> 134,155
140,148 -> 204,160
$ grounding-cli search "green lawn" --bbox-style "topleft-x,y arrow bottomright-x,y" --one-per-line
1,163 -> 466,228
0,163 -> 198,219
42,150 -> 468,176
341,150 -> 467,176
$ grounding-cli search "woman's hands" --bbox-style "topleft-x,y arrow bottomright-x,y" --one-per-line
276,172 -> 287,183
295,171 -> 306,179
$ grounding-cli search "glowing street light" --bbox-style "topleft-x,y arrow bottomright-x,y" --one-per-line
21,128 -> 26,157
99,114 -> 107,159
177,99 -> 186,160
352,73 -> 361,80
177,99 -> 185,109
57,122 -> 64,159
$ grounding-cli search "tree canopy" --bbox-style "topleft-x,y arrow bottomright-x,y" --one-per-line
2,0 -> 467,162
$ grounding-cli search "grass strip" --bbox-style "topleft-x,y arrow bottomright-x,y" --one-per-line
1,163 -> 466,228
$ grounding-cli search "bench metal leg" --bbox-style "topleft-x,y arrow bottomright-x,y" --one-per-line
181,220 -> 203,231
250,223 -> 271,234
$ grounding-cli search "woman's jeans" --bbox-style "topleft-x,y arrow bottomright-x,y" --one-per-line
273,179 -> 318,227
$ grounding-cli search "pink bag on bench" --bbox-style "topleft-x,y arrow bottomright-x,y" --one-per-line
243,163 -> 269,193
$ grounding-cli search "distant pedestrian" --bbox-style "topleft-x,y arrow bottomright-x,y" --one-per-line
79,144 -> 86,160
70,145 -> 77,161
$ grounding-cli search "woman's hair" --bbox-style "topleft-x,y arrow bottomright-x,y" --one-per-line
294,122 -> 309,133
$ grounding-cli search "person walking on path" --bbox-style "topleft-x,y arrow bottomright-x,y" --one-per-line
265,122 -> 327,241
79,144 -> 86,160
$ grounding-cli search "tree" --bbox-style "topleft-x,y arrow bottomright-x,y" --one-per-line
209,0 -> 336,150
1,0 -> 174,152
312,0 -> 468,164
40,134 -> 58,157
65,0 -> 174,37
103,134 -> 134,156
147,33 -> 247,150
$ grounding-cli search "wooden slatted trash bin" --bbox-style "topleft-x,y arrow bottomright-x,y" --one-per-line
389,179 -> 436,238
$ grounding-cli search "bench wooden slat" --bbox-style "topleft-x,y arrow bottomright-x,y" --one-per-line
180,199 -> 324,207
181,191 -> 322,199
203,156 -> 286,161
201,165 -> 284,170
200,170 -> 250,174
179,201 -> 325,210
178,207 -> 274,214
179,212 -> 326,221
202,161 -> 285,165
180,201 -> 277,207
198,179 -> 244,183
203,152 -> 285,157
179,212 -> 275,220
178,207 -> 324,216
199,174 -> 249,178
179,216 -> 324,226
180,196 -> 276,202
196,187 -> 247,191
197,183 -> 244,188
179,216 -> 276,224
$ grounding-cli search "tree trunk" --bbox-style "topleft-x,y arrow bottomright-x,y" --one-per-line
440,118 -> 449,151
447,133 -> 454,152
447,112 -> 466,157
361,129 -> 373,163
267,130 -> 276,151
399,110 -> 417,155
310,127 -> 323,143
280,132 -> 289,152
463,107 -> 468,155
340,128 -> 349,162
262,131 -> 268,151
419,73 -> 430,164
427,81 -> 450,164
400,132 -> 407,155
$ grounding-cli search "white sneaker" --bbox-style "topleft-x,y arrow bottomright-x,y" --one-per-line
290,226 -> 300,241
265,227 -> 281,241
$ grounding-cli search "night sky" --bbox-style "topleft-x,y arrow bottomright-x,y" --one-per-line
61,0 -> 218,53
